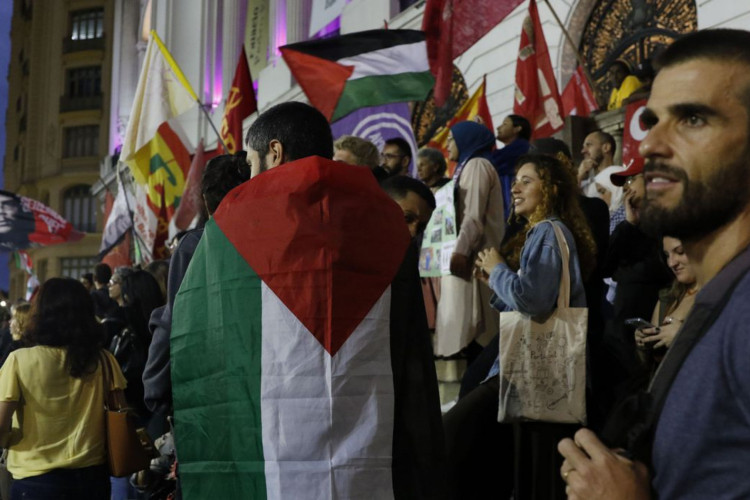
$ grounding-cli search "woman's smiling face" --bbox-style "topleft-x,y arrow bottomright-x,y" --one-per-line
512,163 -> 544,218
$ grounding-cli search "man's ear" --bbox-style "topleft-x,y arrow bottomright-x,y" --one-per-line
401,155 -> 411,170
267,139 -> 285,168
602,142 -> 612,155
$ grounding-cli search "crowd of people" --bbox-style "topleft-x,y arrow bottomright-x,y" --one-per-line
0,27 -> 747,499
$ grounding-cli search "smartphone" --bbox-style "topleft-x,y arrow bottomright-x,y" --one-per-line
624,317 -> 656,330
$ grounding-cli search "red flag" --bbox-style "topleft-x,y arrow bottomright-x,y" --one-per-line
561,65 -> 598,117
172,140 -> 220,231
423,0 -> 524,106
220,46 -> 257,154
513,0 -> 564,139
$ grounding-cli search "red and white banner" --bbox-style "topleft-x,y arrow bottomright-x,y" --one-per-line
513,0 -> 564,139
561,65 -> 598,117
622,99 -> 648,171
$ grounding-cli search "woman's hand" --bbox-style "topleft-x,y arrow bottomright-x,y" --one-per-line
635,317 -> 681,349
475,248 -> 504,277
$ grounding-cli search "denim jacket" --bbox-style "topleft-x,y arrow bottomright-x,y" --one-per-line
489,218 -> 587,318
486,219 -> 587,379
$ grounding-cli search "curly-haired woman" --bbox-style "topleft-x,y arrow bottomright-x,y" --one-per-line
0,278 -> 126,499
445,154 -> 597,500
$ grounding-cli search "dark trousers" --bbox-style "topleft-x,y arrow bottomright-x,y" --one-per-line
444,376 -> 514,500
445,376 -> 578,500
11,464 -> 109,500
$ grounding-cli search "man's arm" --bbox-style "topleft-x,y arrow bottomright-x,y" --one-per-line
558,428 -> 651,500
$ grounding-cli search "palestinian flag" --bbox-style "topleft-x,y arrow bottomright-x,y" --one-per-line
280,29 -> 434,122
171,157 -> 410,498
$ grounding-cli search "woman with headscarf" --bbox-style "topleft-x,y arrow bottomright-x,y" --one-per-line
433,121 -> 505,358
593,164 -> 627,234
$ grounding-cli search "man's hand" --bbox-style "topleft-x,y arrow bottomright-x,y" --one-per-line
558,429 -> 651,500
578,159 -> 598,183
450,253 -> 472,281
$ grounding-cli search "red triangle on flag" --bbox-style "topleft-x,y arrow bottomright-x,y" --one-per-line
280,48 -> 354,121
213,157 -> 410,356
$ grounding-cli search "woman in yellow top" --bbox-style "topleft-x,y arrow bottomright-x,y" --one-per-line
0,278 -> 127,499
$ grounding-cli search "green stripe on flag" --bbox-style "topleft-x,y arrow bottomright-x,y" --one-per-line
172,219 -> 267,499
332,71 -> 435,121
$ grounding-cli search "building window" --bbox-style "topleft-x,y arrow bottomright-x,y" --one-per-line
71,9 -> 104,40
64,126 -> 99,157
67,66 -> 101,98
60,257 -> 98,280
63,185 -> 97,233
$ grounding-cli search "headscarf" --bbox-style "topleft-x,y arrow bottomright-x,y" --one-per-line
450,121 -> 495,167
594,165 -> 627,213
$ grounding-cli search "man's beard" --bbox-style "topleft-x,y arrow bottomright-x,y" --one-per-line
640,153 -> 750,241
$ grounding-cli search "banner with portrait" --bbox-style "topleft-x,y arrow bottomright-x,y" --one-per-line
0,190 -> 84,252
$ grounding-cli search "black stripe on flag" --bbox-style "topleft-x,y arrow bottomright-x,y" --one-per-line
279,29 -> 426,62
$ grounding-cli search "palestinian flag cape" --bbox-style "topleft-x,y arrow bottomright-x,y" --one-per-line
171,157 -> 410,499
280,29 -> 434,122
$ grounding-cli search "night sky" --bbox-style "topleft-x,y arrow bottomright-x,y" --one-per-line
0,2 -> 12,291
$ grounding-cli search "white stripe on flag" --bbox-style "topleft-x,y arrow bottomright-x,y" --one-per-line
260,283 -> 395,500
338,41 -> 429,80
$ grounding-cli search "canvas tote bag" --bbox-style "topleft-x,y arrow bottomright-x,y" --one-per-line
498,221 -> 587,424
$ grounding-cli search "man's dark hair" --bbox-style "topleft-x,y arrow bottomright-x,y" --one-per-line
655,29 -> 750,113
381,176 -> 436,210
384,137 -> 412,160
595,130 -> 617,156
94,263 -> 112,285
508,114 -> 532,141
201,152 -> 251,215
417,147 -> 447,176
245,102 -> 333,161
81,272 -> 94,286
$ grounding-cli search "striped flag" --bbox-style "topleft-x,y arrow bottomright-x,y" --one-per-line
171,157 -> 410,498
280,30 -> 434,122
120,30 -> 197,262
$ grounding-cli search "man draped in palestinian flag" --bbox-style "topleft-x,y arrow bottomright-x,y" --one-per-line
171,102 -> 446,499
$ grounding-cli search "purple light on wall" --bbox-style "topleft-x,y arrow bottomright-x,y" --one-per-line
212,2 -> 224,108
314,16 -> 340,39
272,0 -> 287,59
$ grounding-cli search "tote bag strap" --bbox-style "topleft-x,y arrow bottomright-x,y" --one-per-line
546,220 -> 572,309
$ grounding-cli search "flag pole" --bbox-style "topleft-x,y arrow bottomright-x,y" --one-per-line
541,0 -> 597,93
150,30 -> 229,151
197,102 -> 229,151
116,163 -> 153,263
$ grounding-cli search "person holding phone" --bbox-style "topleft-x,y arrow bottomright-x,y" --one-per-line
634,236 -> 699,355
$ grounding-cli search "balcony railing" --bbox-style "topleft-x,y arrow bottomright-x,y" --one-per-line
63,37 -> 105,54
59,94 -> 103,113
